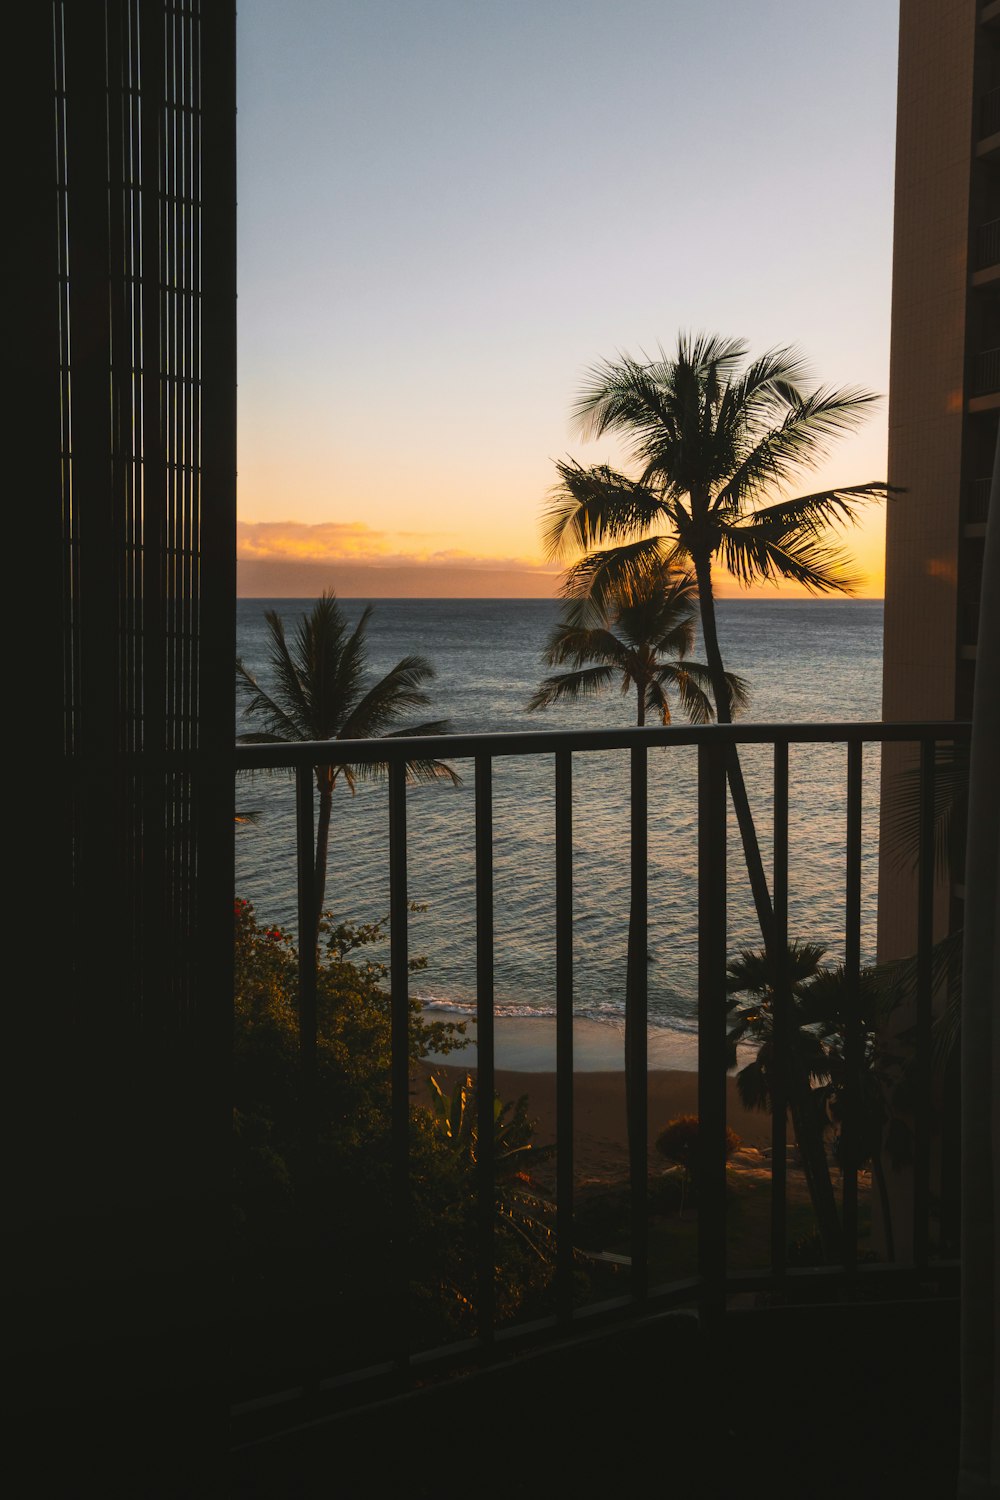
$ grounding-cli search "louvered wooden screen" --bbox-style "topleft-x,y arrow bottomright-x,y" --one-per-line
19,1 -> 235,1450
54,0 -> 234,1035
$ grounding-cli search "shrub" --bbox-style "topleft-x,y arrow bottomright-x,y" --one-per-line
233,898 -> 560,1362
654,1114 -> 742,1183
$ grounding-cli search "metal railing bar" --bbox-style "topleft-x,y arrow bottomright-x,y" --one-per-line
913,741 -> 936,1269
388,761 -> 410,1366
555,749 -> 574,1324
294,767 -> 320,1390
770,741 -> 789,1281
697,740 -> 728,1325
232,720 -> 972,772
474,754 -> 496,1344
842,740 -> 863,1275
627,742 -> 649,1303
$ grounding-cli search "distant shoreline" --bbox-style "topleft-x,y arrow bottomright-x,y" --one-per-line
422,1010 -> 701,1074
237,592 -> 886,604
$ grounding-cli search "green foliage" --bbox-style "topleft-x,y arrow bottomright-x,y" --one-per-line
424,1072 -> 557,1274
234,898 -> 560,1360
654,1114 -> 742,1184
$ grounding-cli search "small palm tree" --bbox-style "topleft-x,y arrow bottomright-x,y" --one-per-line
236,592 -> 459,923
526,570 -> 749,727
726,941 -> 843,1259
544,333 -> 890,942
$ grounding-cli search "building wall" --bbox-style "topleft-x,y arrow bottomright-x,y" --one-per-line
878,0 -> 982,964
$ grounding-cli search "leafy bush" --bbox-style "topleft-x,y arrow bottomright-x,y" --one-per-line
654,1114 -> 742,1184
233,899 -> 558,1370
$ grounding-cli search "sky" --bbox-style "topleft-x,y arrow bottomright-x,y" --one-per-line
236,0 -> 899,598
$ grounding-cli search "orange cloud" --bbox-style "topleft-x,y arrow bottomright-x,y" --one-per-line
236,519 -> 561,578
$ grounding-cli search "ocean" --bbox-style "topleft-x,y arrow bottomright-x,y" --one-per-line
235,597 -> 884,1066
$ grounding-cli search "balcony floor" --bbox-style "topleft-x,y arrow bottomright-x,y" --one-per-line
231,1296 -> 960,1498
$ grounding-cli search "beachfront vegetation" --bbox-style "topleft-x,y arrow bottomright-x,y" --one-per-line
654,1114 -> 742,1186
725,941 -> 901,1262
236,591 -> 460,923
542,332 -> 889,944
233,898 -> 561,1370
526,568 -> 748,727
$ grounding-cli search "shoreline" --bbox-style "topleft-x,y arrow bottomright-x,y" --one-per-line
422,1010 -> 702,1074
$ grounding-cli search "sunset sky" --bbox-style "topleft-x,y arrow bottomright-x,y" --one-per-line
236,0 -> 899,599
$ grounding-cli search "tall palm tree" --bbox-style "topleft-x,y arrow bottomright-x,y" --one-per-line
236,592 -> 459,924
526,570 -> 749,727
543,333 -> 890,944
527,569 -> 748,1160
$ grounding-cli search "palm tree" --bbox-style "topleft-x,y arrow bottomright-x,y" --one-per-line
525,570 -> 749,727
236,591 -> 459,924
726,941 -> 843,1259
543,333 -> 890,944
527,569 -> 749,1161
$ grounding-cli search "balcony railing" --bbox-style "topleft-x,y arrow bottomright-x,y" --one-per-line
982,84 -> 1000,139
233,719 -> 969,1414
969,475 -> 993,522
975,216 -> 1000,270
972,346 -> 1000,397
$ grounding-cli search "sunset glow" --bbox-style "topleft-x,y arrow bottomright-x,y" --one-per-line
237,1 -> 897,600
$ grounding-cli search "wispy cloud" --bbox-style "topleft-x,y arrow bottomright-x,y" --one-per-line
236,519 -> 561,576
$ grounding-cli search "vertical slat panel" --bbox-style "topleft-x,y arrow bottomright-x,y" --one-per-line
627,743 -> 648,1301
389,761 -> 410,1365
770,740 -> 789,1281
913,738 -> 935,1268
697,740 -> 728,1324
555,749 -> 574,1324
139,0 -> 167,1036
475,755 -> 496,1344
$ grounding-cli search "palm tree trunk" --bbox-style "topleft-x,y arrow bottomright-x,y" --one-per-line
691,551 -> 775,945
789,1091 -> 842,1261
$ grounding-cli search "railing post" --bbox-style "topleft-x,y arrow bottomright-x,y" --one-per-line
913,739 -> 936,1269
555,749 -> 574,1325
697,738 -> 728,1326
475,754 -> 496,1344
770,740 -> 789,1284
294,764 -> 319,1386
842,738 -> 863,1277
295,765 -> 318,1167
627,742 -> 648,1302
389,760 -> 410,1366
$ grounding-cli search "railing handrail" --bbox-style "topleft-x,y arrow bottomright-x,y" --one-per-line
233,714 -> 970,1414
234,718 -> 971,770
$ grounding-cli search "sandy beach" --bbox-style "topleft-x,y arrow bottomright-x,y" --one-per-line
416,1012 -> 773,1187
414,1058 -> 774,1190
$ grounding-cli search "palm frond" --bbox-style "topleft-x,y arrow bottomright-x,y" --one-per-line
542,461 -> 666,560
560,536 -> 679,617
882,746 -> 969,878
541,624 -> 629,669
338,654 -> 436,740
526,664 -> 618,712
716,518 -> 863,594
234,658 -> 301,742
652,661 -> 718,725
735,480 -> 893,533
263,609 -> 314,732
714,389 -> 883,512
320,602 -> 374,738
